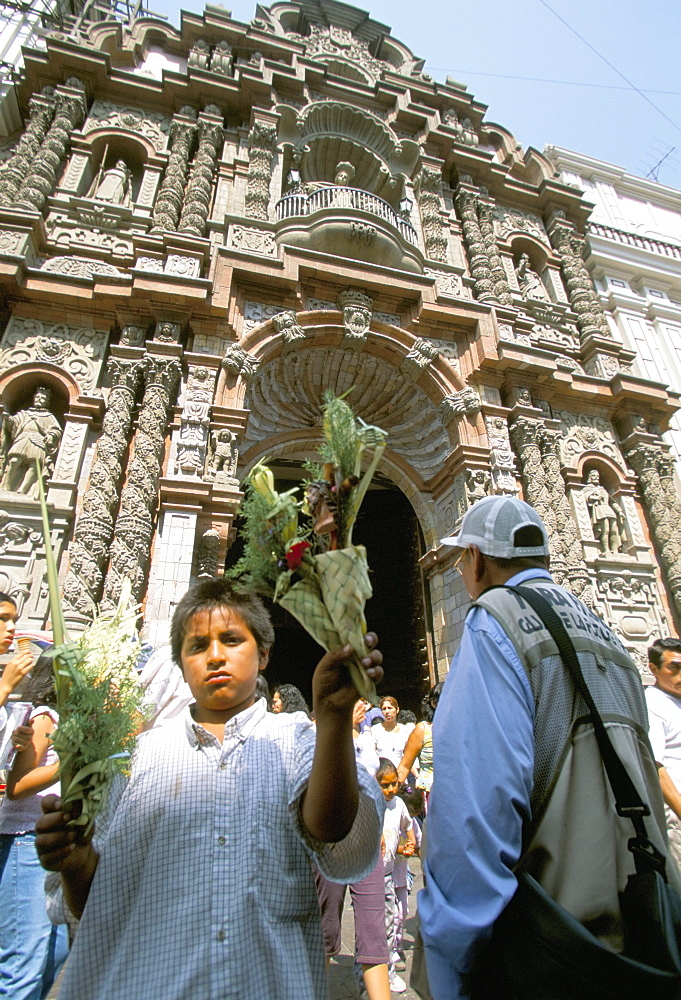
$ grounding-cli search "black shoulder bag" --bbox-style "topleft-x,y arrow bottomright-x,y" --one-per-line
466,585 -> 681,1000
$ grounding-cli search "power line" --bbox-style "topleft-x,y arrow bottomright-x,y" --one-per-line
429,68 -> 681,95
535,0 -> 681,138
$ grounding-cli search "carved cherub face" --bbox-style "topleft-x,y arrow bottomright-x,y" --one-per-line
218,430 -> 231,442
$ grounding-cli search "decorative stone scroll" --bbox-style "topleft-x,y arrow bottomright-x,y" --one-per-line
0,94 -> 56,206
301,25 -> 385,83
493,205 -> 549,246
102,356 -> 182,607
62,358 -> 143,619
243,301 -> 286,334
151,120 -> 197,233
0,317 -> 108,396
222,344 -> 261,384
414,166 -> 448,262
38,257 -> 125,282
338,289 -> 373,349
15,84 -> 87,211
228,226 -> 277,256
245,122 -> 277,221
439,386 -> 481,426
400,338 -> 439,382
84,101 -> 172,153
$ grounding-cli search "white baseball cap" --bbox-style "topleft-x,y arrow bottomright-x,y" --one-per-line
441,495 -> 550,559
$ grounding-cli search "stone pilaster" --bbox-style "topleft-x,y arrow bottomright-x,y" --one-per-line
624,438 -> 681,619
0,94 -> 56,206
547,212 -> 612,344
537,424 -> 593,604
62,359 -> 143,621
455,186 -> 495,302
150,118 -> 198,233
245,121 -> 277,221
476,198 -> 513,306
15,83 -> 86,211
178,114 -> 223,236
102,355 -> 182,608
414,164 -> 448,263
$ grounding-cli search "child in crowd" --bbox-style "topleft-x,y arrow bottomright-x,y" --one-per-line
1,653 -> 68,1000
376,758 -> 416,994
392,787 -> 424,971
36,578 -> 385,1000
0,591 -> 33,734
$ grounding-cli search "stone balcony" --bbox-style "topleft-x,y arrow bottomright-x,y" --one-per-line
274,186 -> 423,273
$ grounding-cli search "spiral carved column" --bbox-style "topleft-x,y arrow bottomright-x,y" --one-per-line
476,198 -> 513,306
455,187 -> 495,302
548,214 -> 612,344
151,120 -> 197,233
103,356 -> 181,608
0,94 -> 56,206
178,116 -> 223,236
15,87 -> 85,211
509,416 -> 566,572
62,360 -> 143,620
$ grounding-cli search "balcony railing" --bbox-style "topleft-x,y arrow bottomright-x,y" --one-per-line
276,186 -> 418,246
587,222 -> 681,260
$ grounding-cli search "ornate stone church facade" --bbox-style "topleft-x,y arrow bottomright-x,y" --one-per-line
0,0 -> 679,695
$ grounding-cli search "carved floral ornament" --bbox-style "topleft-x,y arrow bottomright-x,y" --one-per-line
298,26 -> 386,83
83,102 -> 172,153
0,317 -> 107,396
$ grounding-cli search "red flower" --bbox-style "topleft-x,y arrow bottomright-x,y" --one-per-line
285,540 -> 311,570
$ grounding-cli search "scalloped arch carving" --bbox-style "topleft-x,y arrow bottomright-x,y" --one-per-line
243,346 -> 452,479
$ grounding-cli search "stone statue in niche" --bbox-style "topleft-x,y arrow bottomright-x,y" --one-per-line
88,159 -> 132,206
515,253 -> 550,301
583,469 -> 625,556
0,386 -> 62,497
207,429 -> 238,481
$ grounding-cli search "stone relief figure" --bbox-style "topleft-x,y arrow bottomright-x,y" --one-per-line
583,469 -> 624,556
207,429 -> 237,479
89,159 -> 132,206
466,468 -> 491,505
0,386 -> 62,497
515,253 -> 550,301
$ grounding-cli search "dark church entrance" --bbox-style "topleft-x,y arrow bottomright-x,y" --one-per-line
226,471 -> 430,715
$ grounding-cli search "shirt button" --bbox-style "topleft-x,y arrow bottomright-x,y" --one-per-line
217,929 -> 225,942
219,762 -> 227,770
217,836 -> 226,846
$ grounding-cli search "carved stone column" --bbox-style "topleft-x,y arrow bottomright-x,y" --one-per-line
244,122 -> 277,221
178,113 -> 223,236
0,94 -> 56,206
150,119 -> 197,233
476,198 -> 513,306
15,84 -> 86,211
62,359 -> 143,620
537,425 -> 593,605
414,165 -> 448,262
624,440 -> 681,618
547,212 -> 612,344
103,356 -> 182,607
455,186 -> 495,302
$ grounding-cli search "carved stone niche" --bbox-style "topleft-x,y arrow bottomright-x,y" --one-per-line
595,567 -> 669,678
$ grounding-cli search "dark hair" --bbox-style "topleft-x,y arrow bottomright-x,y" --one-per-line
0,592 -> 16,608
648,637 -> 681,669
421,682 -> 444,723
399,786 -> 425,816
18,652 -> 57,708
376,757 -> 398,781
170,578 -> 274,667
397,709 -> 417,725
255,672 -> 271,709
273,683 -> 310,718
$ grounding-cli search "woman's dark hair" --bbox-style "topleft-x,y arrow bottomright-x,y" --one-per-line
397,709 -> 417,725
273,683 -> 310,718
399,786 -> 425,816
421,682 -> 444,723
0,592 -> 16,608
255,673 -> 271,709
376,757 -> 399,781
170,578 -> 275,667
19,652 -> 57,708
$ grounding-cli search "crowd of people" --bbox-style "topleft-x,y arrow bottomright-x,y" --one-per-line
0,495 -> 680,999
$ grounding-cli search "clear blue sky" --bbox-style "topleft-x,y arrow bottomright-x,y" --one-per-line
152,0 -> 681,190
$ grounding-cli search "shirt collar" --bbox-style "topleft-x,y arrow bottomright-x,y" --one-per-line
504,567 -> 553,586
184,697 -> 267,749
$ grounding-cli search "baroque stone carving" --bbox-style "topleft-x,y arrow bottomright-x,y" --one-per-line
555,411 -> 626,471
222,344 -> 261,383
88,159 -> 132,205
301,25 -> 385,83
0,317 -> 108,396
39,257 -> 124,281
179,118 -> 223,236
154,321 -> 181,344
197,527 -> 221,577
15,87 -> 86,211
0,386 -> 62,497
414,166 -> 448,262
338,289 -> 373,348
515,253 -> 550,301
400,338 -> 439,382
0,94 -> 56,206
205,429 -> 238,484
439,386 -> 481,426
188,39 -> 210,70
103,356 -> 182,607
548,213 -> 612,343
485,415 -> 519,494
245,122 -> 277,221
425,267 -> 466,299
493,205 -> 549,245
243,301 -> 287,333
175,367 -> 214,477
210,40 -> 233,76
455,188 -> 495,302
583,469 -> 625,556
151,120 -> 197,232
476,199 -> 513,305
84,101 -> 172,153
466,468 -> 491,505
272,310 -> 305,345
443,109 -> 478,147
62,359 -> 143,619
228,226 -> 277,256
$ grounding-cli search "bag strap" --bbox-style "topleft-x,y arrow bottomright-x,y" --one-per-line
489,583 -> 668,879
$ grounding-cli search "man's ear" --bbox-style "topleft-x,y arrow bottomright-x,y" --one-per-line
471,546 -> 486,582
259,648 -> 270,671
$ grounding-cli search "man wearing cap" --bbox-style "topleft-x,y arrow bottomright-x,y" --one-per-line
418,495 -> 670,1000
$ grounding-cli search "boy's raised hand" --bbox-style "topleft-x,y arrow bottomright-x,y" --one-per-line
36,795 -> 99,919
311,633 -> 383,718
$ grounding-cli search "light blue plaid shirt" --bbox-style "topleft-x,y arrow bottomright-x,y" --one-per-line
48,699 -> 384,1000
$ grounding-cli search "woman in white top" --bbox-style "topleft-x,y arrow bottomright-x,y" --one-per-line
370,696 -> 414,768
